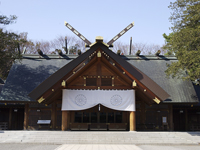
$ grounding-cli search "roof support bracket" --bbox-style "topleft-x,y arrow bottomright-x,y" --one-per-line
61,80 -> 66,87
97,51 -> 101,57
153,97 -> 160,104
132,80 -> 137,87
38,96 -> 45,103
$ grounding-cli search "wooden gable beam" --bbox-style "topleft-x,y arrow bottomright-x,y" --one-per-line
37,79 -> 63,104
101,55 -> 132,85
36,54 -> 98,104
67,49 -> 132,90
100,62 -> 131,87
66,56 -> 98,85
136,89 -> 156,105
101,51 -> 161,104
45,90 -> 62,105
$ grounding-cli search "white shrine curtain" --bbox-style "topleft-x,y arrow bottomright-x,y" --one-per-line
62,89 -> 135,111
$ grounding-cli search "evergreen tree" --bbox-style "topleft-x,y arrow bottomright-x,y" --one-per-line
164,0 -> 200,81
0,15 -> 25,79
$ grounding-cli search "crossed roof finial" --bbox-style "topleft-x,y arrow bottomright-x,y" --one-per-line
64,21 -> 134,47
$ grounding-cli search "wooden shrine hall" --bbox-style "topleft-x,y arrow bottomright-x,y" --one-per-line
0,22 -> 199,131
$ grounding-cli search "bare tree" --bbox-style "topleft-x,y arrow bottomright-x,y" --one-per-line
112,41 -> 164,55
18,32 -> 164,56
75,39 -> 85,52
18,32 -> 35,54
51,35 -> 77,53
112,41 -> 129,55
35,41 -> 52,54
142,44 -> 164,55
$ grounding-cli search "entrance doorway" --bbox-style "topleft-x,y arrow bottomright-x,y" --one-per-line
0,107 -> 24,130
70,105 -> 128,131
11,108 -> 24,130
173,109 -> 186,131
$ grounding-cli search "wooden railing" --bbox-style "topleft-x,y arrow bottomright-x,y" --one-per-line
0,122 -> 8,130
189,124 -> 200,131
70,123 -> 127,131
70,123 -> 88,130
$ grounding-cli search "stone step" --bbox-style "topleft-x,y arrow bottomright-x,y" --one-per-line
0,131 -> 199,145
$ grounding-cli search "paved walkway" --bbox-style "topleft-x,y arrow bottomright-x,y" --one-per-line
55,144 -> 143,150
55,144 -> 200,150
0,144 -> 200,150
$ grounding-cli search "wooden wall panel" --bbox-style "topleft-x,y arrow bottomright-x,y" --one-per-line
28,108 -> 51,130
56,110 -> 62,130
23,104 -> 29,130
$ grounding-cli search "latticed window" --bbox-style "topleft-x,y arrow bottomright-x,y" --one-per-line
86,78 -> 97,86
101,78 -> 112,86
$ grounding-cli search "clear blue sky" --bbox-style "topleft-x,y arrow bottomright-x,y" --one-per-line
0,0 -> 175,46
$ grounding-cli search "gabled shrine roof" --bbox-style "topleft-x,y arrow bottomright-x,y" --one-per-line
28,42 -> 170,103
0,43 -> 198,104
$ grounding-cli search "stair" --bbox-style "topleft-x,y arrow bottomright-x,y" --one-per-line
0,131 -> 199,145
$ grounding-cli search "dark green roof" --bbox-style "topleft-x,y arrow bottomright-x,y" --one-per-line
0,55 -> 73,102
126,57 -> 198,103
0,84 -> 4,94
0,78 -> 4,84
0,50 -> 198,103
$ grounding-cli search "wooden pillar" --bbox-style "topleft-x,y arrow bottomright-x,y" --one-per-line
51,102 -> 57,130
169,104 -> 174,131
122,112 -> 126,123
8,108 -> 12,129
130,111 -> 136,131
141,102 -> 146,130
67,111 -> 70,129
23,104 -> 29,130
71,112 -> 75,123
62,111 -> 69,131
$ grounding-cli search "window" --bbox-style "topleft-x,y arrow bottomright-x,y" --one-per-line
101,78 -> 112,86
108,112 -> 114,123
86,78 -> 97,86
74,112 -> 82,123
91,112 -> 97,123
74,111 -> 124,124
100,112 -> 106,123
83,112 -> 90,123
116,112 -> 122,123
